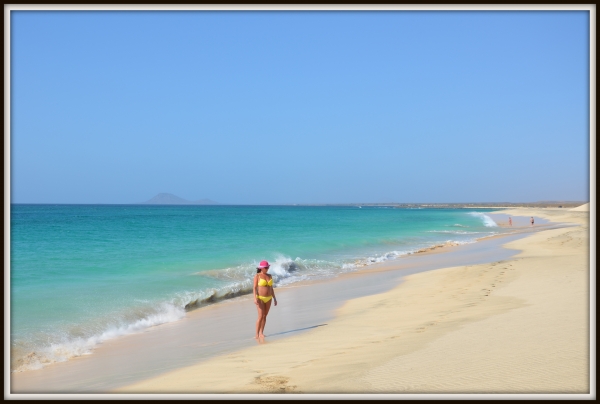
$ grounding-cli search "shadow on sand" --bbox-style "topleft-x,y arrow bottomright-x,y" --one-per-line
266,324 -> 328,338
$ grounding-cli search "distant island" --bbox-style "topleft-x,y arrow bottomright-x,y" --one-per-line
143,193 -> 219,205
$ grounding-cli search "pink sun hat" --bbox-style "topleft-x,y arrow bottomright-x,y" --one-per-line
257,260 -> 270,269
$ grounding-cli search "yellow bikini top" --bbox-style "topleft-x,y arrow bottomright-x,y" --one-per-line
257,276 -> 273,287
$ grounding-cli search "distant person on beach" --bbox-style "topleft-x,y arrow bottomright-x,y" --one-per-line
508,217 -> 512,226
531,217 -> 534,226
254,260 -> 277,339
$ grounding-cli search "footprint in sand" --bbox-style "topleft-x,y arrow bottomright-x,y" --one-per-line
253,375 -> 297,393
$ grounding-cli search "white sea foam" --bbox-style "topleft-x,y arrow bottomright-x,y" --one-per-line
446,239 -> 476,245
428,230 -> 486,235
371,250 -> 406,263
265,255 -> 295,279
468,212 -> 498,227
13,303 -> 186,373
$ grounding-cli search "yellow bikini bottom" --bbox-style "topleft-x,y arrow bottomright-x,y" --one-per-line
256,295 -> 273,303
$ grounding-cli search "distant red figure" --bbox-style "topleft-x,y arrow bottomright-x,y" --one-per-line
508,217 -> 512,226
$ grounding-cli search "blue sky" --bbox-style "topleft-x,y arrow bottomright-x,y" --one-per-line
10,10 -> 590,204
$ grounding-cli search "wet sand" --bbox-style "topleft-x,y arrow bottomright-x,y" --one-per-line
9,208 -> 590,396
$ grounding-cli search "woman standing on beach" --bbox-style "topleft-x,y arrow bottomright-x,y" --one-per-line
254,260 -> 277,339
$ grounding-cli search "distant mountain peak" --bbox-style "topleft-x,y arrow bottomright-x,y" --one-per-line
144,193 -> 218,205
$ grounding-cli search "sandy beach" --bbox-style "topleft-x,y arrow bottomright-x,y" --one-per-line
109,207 -> 591,395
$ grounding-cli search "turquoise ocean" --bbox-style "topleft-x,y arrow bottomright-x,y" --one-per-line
10,204 -> 506,372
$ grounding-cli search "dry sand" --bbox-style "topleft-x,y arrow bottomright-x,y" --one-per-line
571,203 -> 590,212
116,207 -> 592,395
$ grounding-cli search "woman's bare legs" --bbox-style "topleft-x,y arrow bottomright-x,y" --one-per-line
258,300 -> 272,338
255,300 -> 265,339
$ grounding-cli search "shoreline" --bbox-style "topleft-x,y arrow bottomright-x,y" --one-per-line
9,210 -> 537,375
111,207 -> 589,395
10,234 -> 534,393
9,208 -> 590,395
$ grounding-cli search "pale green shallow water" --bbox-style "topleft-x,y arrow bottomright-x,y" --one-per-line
10,204 -> 508,371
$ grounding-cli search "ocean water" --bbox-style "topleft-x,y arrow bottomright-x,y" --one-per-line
10,204 -> 506,372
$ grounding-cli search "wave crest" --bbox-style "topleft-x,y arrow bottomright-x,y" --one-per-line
12,303 -> 185,373
467,212 -> 498,227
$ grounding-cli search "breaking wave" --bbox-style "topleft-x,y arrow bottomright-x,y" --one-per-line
468,212 -> 498,227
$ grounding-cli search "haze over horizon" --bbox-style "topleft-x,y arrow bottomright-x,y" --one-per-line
9,10 -> 590,204
10,191 -> 588,206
